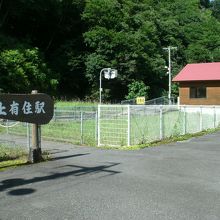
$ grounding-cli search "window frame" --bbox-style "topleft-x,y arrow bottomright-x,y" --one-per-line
189,86 -> 207,99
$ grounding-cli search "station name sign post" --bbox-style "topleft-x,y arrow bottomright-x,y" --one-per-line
0,90 -> 54,163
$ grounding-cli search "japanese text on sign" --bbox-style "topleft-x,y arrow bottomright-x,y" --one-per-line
0,101 -> 46,116
0,93 -> 53,124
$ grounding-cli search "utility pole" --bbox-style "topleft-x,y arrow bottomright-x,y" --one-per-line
163,46 -> 177,104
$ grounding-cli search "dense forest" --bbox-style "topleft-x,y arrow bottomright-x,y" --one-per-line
0,0 -> 220,102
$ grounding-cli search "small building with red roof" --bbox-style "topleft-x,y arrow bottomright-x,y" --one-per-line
173,62 -> 220,105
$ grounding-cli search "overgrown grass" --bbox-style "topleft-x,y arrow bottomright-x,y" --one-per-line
0,145 -> 26,161
8,119 -> 97,146
54,100 -> 97,107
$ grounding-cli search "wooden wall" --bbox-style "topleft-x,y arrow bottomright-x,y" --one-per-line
179,81 -> 220,105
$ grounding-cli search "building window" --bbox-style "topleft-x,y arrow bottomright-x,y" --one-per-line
190,86 -> 206,98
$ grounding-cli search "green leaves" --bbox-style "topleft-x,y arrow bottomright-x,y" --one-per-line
0,47 -> 57,93
126,81 -> 149,100
83,0 -> 122,29
83,0 -> 163,100
1,0 -> 220,101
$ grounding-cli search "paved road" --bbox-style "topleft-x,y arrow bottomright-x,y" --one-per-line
0,132 -> 220,220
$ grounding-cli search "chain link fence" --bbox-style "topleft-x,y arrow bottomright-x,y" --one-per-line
98,105 -> 220,146
48,109 -> 97,145
1,108 -> 98,147
1,105 -> 220,147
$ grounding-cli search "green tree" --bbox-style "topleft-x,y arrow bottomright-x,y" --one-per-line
0,47 -> 57,94
0,0 -> 86,98
126,81 -> 149,100
211,0 -> 220,20
83,0 -> 165,101
154,0 -> 220,69
1,0 -> 220,101
200,0 -> 210,8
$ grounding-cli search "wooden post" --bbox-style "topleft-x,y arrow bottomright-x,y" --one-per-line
28,90 -> 42,163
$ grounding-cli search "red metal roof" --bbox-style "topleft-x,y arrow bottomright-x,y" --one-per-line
172,62 -> 220,82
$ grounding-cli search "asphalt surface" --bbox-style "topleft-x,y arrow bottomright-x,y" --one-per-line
0,132 -> 220,220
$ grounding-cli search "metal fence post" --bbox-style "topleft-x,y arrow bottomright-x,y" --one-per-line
160,105 -> 163,140
213,106 -> 216,128
200,106 -> 203,131
183,105 -> 186,135
80,111 -> 83,145
127,105 -> 131,146
98,105 -> 101,146
95,111 -> 98,145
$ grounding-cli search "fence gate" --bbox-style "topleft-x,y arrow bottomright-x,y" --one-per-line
98,105 -> 129,146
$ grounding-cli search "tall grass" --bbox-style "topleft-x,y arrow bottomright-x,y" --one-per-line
54,100 -> 98,107
0,144 -> 26,162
